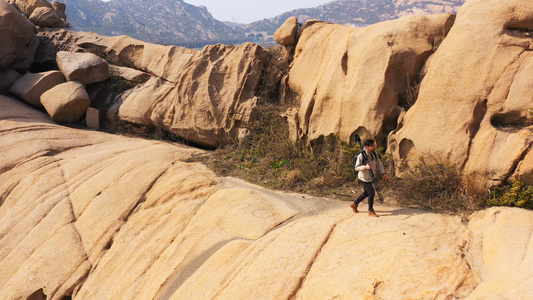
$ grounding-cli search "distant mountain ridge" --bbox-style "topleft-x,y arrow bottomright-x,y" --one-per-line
57,0 -> 465,45
242,0 -> 465,33
58,0 -> 245,44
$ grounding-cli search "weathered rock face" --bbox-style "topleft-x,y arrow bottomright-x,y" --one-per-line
388,0 -> 533,185
285,14 -> 455,152
38,29 -> 272,147
114,42 -> 268,147
1,95 -> 533,299
0,1 -> 39,72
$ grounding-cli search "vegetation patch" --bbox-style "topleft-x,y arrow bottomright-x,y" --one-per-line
488,179 -> 533,209
189,104 -> 374,200
391,160 -> 487,213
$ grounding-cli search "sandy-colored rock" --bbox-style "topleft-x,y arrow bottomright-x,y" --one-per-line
29,6 -> 65,27
0,69 -> 21,93
37,30 -> 274,148
388,0 -> 533,185
113,42 -> 267,147
286,13 -> 455,151
41,81 -> 90,122
6,0 -> 51,17
274,16 -> 299,45
467,207 -> 533,298
9,70 -> 66,107
85,107 -> 100,130
109,65 -> 150,82
0,94 -> 203,299
1,94 -> 533,299
0,1 -> 39,72
45,31 -> 197,82
50,1 -> 66,21
56,51 -> 110,85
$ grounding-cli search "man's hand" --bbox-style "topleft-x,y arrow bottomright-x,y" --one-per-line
383,174 -> 389,180
365,164 -> 372,170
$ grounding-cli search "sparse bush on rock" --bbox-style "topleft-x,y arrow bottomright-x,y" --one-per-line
390,159 -> 488,213
488,179 -> 533,209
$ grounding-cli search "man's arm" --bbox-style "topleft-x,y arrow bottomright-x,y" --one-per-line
377,157 -> 388,180
355,154 -> 366,172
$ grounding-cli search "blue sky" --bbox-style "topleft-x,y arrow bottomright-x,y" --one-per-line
183,0 -> 334,24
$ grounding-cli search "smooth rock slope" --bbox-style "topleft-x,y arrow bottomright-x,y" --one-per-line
1,95 -> 532,299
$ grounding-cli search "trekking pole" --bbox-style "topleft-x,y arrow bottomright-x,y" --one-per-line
354,135 -> 385,204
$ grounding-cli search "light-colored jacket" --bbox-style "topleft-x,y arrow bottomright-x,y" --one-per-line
355,147 -> 386,182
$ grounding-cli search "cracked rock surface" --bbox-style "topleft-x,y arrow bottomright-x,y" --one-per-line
1,94 -> 532,299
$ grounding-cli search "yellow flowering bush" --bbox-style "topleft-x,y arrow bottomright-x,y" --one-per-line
488,179 -> 533,209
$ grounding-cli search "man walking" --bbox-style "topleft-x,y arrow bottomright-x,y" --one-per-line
351,139 -> 388,217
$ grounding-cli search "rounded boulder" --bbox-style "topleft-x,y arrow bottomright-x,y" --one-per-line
41,81 -> 91,123
274,16 -> 299,45
56,51 -> 110,85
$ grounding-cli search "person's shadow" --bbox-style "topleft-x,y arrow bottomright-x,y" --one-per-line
377,207 -> 431,217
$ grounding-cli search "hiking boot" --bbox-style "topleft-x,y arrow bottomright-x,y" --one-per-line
350,203 -> 359,213
368,211 -> 379,217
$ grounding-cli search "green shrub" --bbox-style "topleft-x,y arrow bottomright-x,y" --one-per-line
488,179 -> 533,209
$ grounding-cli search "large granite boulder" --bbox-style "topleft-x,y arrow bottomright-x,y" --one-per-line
0,1 -> 39,72
285,13 -> 455,152
9,70 -> 65,107
274,16 -> 299,46
29,6 -> 65,27
56,51 -> 110,85
388,0 -> 533,185
1,94 -> 533,299
6,0 -> 51,17
41,81 -> 91,123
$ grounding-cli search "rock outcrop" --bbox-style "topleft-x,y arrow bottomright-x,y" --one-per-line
38,29 -> 274,147
7,0 -> 65,27
1,94 -> 533,299
0,1 -> 39,72
285,13 -> 455,151
388,0 -> 533,185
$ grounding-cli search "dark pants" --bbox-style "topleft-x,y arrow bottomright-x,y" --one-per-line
354,181 -> 375,212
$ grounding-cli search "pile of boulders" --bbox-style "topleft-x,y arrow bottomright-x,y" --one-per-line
6,0 -> 66,28
0,0 -> 150,129
7,51 -> 110,126
0,0 -> 98,125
